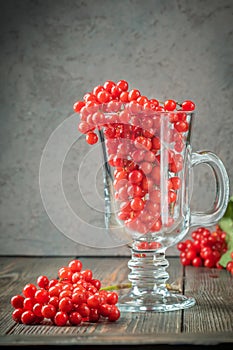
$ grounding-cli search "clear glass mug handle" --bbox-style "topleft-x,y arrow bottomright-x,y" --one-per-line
190,151 -> 230,227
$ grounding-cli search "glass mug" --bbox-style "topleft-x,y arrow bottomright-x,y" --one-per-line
92,105 -> 229,312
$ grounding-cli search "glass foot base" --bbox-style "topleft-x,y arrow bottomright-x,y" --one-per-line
117,289 -> 196,312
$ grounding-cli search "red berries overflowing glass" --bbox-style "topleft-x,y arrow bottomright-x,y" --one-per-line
177,225 -> 229,269
73,80 -> 195,236
10,259 -> 120,326
74,79 -> 195,146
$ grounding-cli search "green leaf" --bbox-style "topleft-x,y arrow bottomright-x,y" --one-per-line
219,234 -> 233,267
218,196 -> 233,267
218,217 -> 233,236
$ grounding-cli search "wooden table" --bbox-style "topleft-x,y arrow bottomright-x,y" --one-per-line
0,256 -> 232,349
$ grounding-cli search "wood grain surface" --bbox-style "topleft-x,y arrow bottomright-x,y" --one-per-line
0,256 -> 232,348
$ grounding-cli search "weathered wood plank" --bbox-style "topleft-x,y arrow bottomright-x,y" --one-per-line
183,265 -> 233,333
1,332 -> 233,348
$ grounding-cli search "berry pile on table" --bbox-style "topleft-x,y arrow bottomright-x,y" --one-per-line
177,225 -> 233,274
10,259 -> 120,326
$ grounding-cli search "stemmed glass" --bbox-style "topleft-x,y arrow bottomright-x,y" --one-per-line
88,102 -> 229,312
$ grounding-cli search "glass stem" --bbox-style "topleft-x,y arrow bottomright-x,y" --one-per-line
128,243 -> 169,294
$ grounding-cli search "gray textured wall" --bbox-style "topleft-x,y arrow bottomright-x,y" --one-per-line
0,0 -> 232,256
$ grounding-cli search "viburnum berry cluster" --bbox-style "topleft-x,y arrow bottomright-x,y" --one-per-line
226,253 -> 233,275
10,259 -> 120,326
73,80 -> 195,235
177,225 -> 228,269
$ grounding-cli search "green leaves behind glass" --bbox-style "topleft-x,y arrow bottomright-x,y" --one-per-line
219,196 -> 233,267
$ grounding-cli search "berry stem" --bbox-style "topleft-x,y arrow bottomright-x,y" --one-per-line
100,282 -> 181,293
100,283 -> 132,291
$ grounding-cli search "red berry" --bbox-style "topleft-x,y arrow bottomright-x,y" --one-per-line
128,89 -> 141,101
33,303 -> 43,317
168,190 -> 177,203
111,85 -> 122,98
128,170 -> 143,184
83,92 -> 96,102
37,275 -> 49,289
77,303 -> 90,318
93,85 -> 105,96
103,80 -> 115,92
34,289 -> 49,304
117,80 -> 128,91
72,292 -> 87,305
58,267 -> 73,281
204,258 -> 216,268
69,311 -> 82,325
73,100 -> 85,113
140,161 -> 153,175
180,257 -> 191,266
97,90 -> 111,103
177,242 -> 186,252
216,262 -> 224,269
78,121 -> 94,134
85,101 -> 99,113
127,184 -> 143,198
164,99 -> 176,111
108,305 -> 120,322
137,95 -> 149,105
68,259 -> 83,272
41,304 -> 56,318
90,279 -> 101,290
23,297 -> 36,311
106,292 -> 118,305
143,100 -> 158,111
11,295 -> 25,309
174,121 -> 189,133
150,218 -> 162,232
226,261 -> 233,271
59,297 -> 73,313
12,308 -> 23,323
21,310 -> 36,325
134,136 -> 152,150
54,311 -> 68,326
47,296 -> 59,309
87,294 -> 100,309
170,176 -> 181,190
182,100 -> 195,111
23,283 -> 37,298
99,303 -> 112,317
149,99 -> 159,108
120,91 -> 129,103
186,249 -> 197,261
89,308 -> 100,323
192,257 -> 202,267
49,284 -> 62,297
86,132 -> 98,145
81,269 -> 93,282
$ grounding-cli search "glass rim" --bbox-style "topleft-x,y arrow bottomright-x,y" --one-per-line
97,102 -> 195,114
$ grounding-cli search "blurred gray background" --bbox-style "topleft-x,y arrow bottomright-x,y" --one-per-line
0,0 -> 232,256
